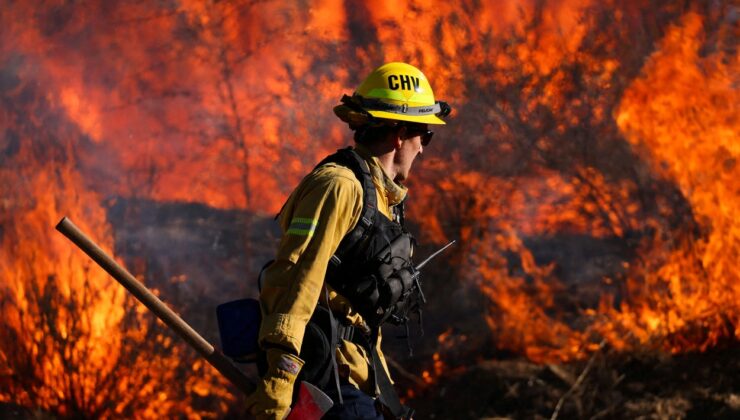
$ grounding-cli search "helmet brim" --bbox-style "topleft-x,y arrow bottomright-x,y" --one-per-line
366,109 -> 447,125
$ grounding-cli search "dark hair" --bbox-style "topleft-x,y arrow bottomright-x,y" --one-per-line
353,124 -> 399,145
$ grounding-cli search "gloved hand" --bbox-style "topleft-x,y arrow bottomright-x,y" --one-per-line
247,348 -> 304,420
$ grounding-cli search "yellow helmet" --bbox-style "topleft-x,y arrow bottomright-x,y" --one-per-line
334,62 -> 451,127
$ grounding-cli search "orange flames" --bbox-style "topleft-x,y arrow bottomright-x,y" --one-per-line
611,11 -> 740,352
420,329 -> 468,385
414,5 -> 738,364
1,0 -> 738,415
0,96 -> 231,416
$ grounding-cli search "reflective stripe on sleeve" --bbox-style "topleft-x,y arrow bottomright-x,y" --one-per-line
287,217 -> 318,237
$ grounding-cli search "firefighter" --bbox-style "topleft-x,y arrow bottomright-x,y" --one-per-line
248,62 -> 451,419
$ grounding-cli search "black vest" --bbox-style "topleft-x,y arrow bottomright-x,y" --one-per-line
317,147 -> 417,328
301,148 -> 417,418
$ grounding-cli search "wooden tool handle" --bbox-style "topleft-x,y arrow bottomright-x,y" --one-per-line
55,217 -> 256,395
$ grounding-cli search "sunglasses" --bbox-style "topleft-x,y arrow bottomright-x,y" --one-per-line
404,125 -> 434,146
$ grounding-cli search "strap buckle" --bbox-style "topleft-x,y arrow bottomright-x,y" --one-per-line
337,324 -> 355,342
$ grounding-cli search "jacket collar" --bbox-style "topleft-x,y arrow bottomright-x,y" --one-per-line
353,144 -> 408,207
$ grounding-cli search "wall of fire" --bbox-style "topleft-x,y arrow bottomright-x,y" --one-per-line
1,0 -> 737,417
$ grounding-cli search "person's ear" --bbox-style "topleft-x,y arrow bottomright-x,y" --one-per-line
394,126 -> 407,149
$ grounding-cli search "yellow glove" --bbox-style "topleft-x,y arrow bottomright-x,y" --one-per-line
247,348 -> 305,420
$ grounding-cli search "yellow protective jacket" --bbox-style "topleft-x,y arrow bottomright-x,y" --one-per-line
248,145 -> 407,419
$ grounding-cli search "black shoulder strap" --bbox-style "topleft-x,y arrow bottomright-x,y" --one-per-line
324,287 -> 343,405
372,340 -> 414,419
318,147 -> 378,265
319,149 -> 413,417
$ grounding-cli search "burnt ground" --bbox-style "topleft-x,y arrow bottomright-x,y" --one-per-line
402,343 -> 740,419
0,404 -> 47,419
2,342 -> 739,419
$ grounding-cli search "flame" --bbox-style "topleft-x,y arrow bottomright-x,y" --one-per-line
609,11 -> 740,351
58,87 -> 105,142
0,160 -> 233,417
408,3 -> 738,366
1,0 -> 606,214
2,0 -> 738,411
417,329 -> 468,390
0,65 -> 231,418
